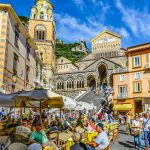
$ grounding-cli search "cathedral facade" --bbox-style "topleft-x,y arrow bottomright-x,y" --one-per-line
53,30 -> 127,98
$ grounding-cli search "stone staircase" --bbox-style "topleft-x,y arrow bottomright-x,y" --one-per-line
76,87 -> 113,112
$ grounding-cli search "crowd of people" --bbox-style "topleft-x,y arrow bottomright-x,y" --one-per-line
118,112 -> 150,150
0,108 -> 149,150
0,108 -> 115,150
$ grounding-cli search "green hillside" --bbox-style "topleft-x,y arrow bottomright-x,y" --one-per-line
56,42 -> 87,63
19,16 -> 29,23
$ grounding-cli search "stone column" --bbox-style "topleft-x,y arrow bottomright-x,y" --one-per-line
96,80 -> 98,89
107,75 -> 110,87
84,79 -> 88,90
64,81 -> 67,90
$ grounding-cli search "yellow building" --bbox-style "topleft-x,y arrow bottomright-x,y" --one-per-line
113,43 -> 150,116
0,4 -> 43,93
29,0 -> 56,88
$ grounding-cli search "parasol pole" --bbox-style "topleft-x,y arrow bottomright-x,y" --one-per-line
40,100 -> 42,123
20,107 -> 22,123
60,108 -> 61,120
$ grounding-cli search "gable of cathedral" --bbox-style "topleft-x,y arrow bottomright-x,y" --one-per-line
57,56 -> 72,64
91,30 -> 121,54
83,57 -> 122,72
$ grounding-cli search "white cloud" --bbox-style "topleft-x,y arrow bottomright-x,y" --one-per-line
72,0 -> 85,10
55,13 -> 101,43
55,13 -> 130,48
116,0 -> 150,38
115,27 -> 130,38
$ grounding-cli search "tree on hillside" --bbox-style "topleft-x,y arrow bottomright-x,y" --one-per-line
19,16 -> 29,24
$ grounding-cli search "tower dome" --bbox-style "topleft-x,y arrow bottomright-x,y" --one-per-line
31,0 -> 53,20
35,0 -> 53,7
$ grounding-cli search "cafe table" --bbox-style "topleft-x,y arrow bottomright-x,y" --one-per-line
66,137 -> 87,150
86,131 -> 98,142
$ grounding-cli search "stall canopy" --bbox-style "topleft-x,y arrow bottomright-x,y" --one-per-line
14,90 -> 64,109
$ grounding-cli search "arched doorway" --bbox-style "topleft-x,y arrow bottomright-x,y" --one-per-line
98,64 -> 107,89
87,75 -> 96,88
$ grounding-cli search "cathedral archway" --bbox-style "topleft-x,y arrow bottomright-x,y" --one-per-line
87,75 -> 96,88
98,64 -> 107,89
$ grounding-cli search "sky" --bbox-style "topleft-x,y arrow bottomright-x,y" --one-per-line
1,0 -> 150,49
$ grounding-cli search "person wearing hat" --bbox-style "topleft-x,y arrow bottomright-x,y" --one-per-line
86,123 -> 108,150
16,119 -> 31,136
27,122 -> 59,150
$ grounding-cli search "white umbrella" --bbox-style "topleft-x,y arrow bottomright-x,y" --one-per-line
62,96 -> 77,110
75,104 -> 85,111
75,101 -> 95,110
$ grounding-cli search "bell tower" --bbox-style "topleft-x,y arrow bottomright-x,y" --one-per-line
29,0 -> 56,88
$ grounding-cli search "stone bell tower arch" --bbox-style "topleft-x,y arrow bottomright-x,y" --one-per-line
29,0 -> 56,88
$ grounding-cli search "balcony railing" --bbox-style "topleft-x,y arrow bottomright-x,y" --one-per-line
144,64 -> 150,70
117,93 -> 128,99
34,39 -> 53,43
113,67 -> 128,73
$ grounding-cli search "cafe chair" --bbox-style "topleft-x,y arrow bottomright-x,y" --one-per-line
8,142 -> 28,150
49,131 -> 59,145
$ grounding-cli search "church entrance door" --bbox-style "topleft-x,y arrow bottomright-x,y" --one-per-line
98,64 -> 107,89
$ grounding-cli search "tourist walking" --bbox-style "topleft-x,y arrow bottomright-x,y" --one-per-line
142,112 -> 150,150
126,112 -> 132,135
98,112 -> 103,123
132,115 -> 142,150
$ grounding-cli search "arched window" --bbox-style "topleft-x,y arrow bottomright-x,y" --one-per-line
33,14 -> 36,19
67,78 -> 74,89
56,79 -> 64,90
35,25 -> 46,41
40,12 -> 44,19
77,77 -> 84,89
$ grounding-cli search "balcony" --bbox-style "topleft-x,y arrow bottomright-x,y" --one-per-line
117,93 -> 128,99
34,39 -> 53,43
144,64 -> 150,72
113,67 -> 128,73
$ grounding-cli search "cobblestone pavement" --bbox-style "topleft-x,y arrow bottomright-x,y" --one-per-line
110,126 -> 146,150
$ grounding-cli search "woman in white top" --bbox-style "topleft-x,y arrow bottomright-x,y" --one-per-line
132,115 -> 142,150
